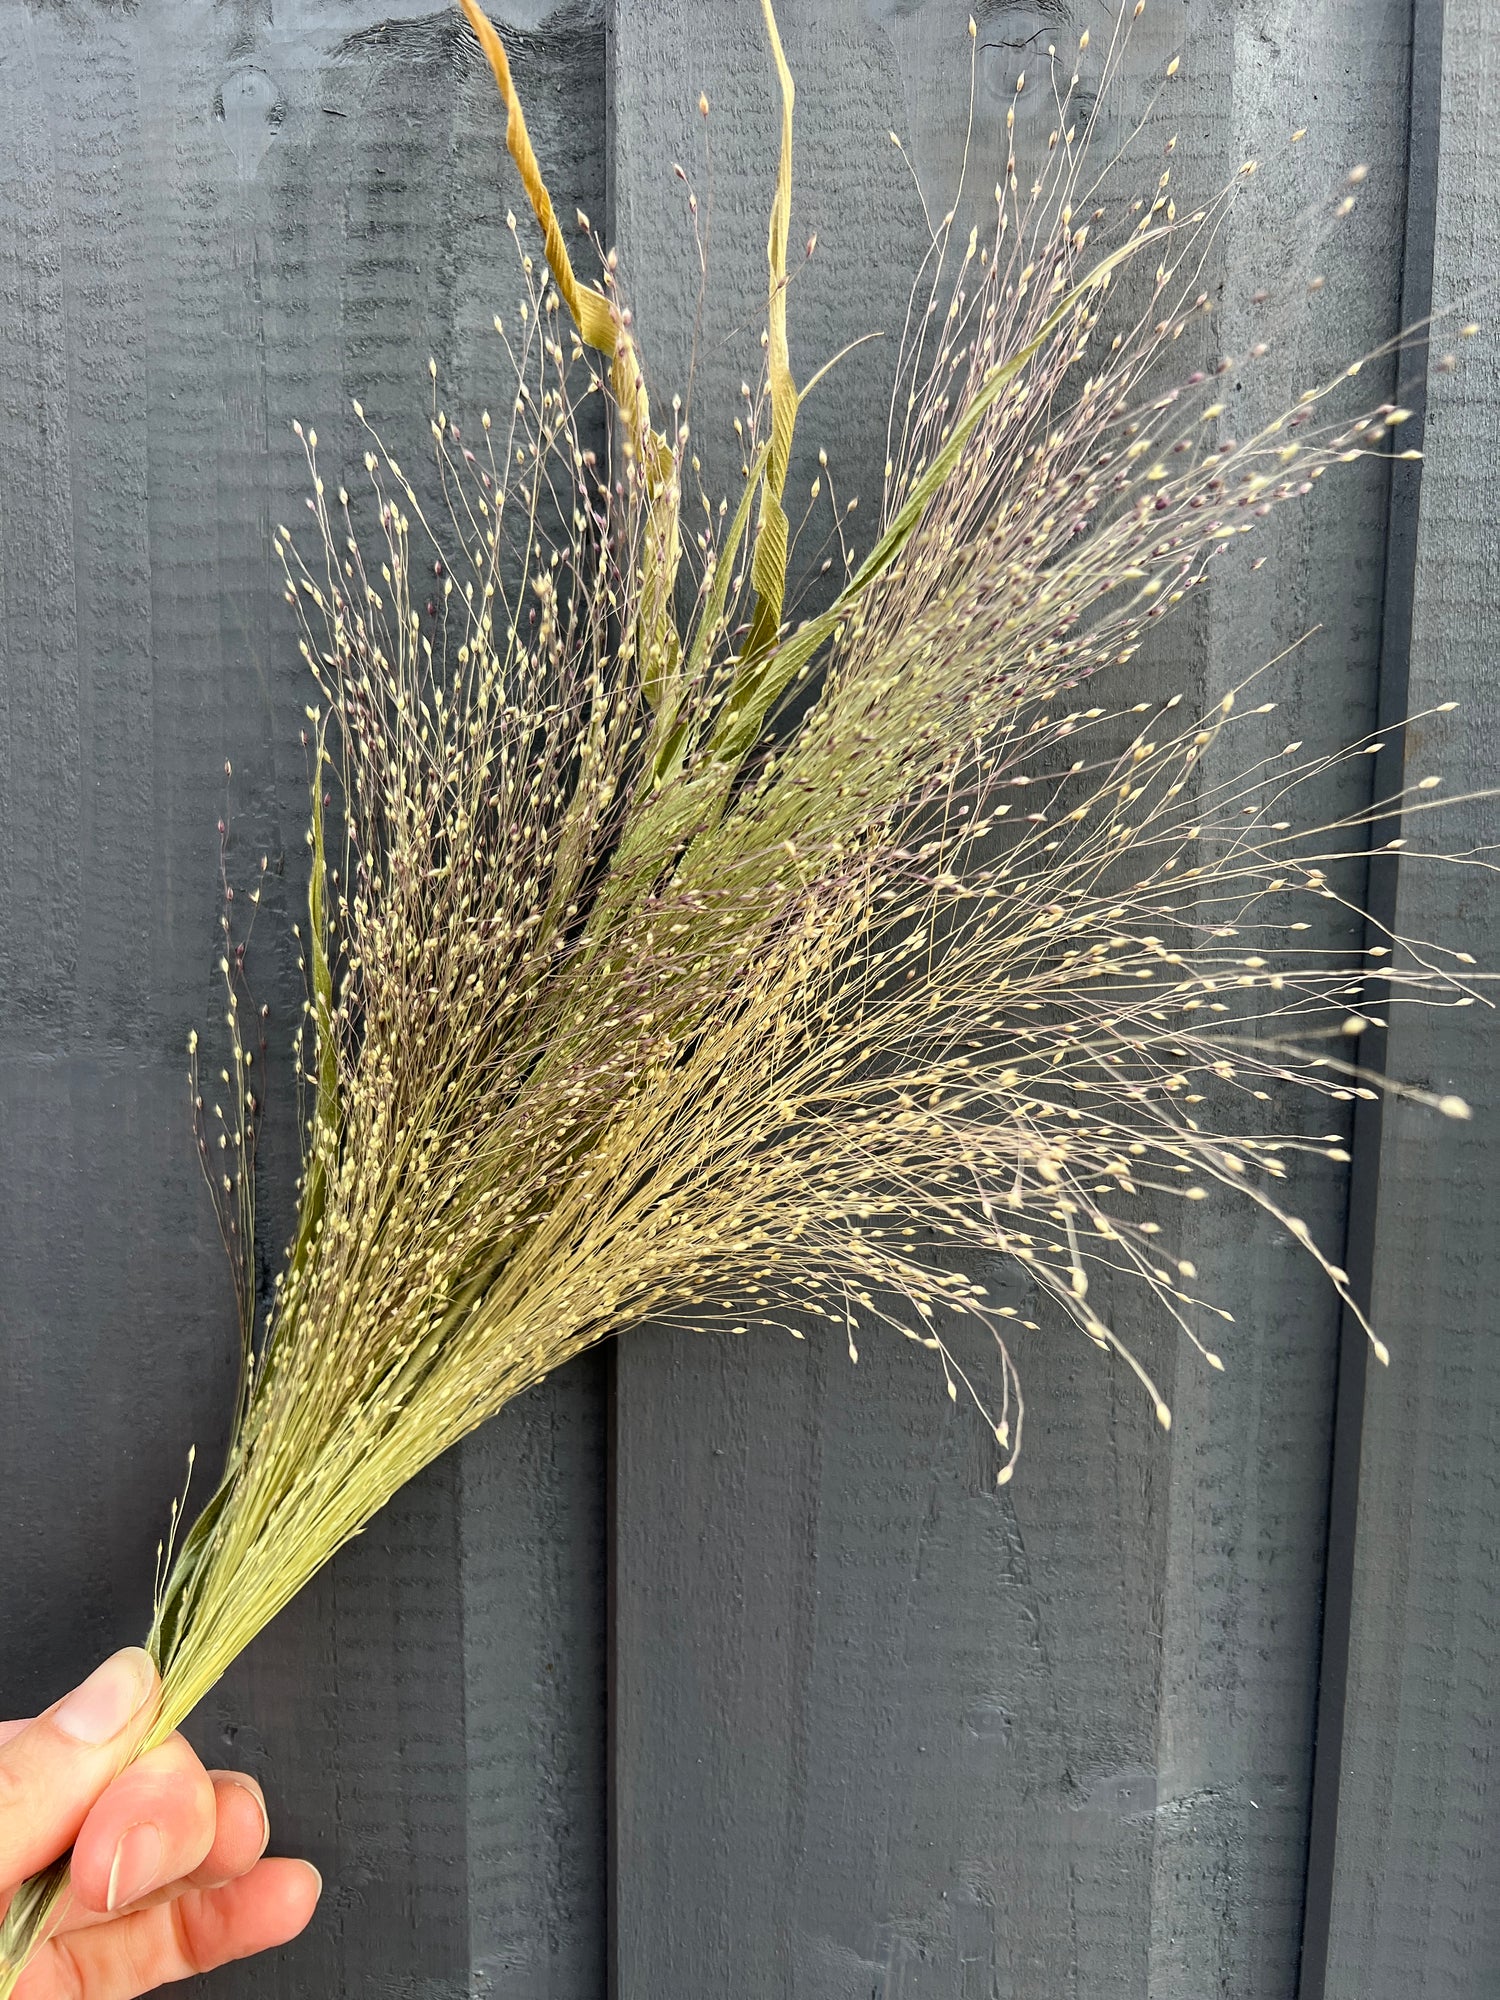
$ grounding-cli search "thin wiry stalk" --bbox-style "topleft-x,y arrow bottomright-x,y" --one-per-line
1,4 -> 1489,1988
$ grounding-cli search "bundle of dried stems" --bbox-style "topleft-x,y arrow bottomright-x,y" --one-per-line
2,0 -> 1487,1986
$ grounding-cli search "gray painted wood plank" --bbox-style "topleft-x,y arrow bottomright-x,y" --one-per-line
1316,1 -> 1500,1992
609,3 -> 1413,1995
0,5 -> 607,1994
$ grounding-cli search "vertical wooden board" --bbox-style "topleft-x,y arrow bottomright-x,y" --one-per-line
1145,5 -> 1415,1990
0,3 -> 607,1993
1318,2 -> 1500,1993
459,1368 -> 609,2000
610,3 -> 1410,1995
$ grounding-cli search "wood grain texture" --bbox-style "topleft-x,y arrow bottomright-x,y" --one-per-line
3,2 -> 1494,1995
0,4 -> 607,1994
608,4 -> 1415,1996
1316,2 -> 1500,1992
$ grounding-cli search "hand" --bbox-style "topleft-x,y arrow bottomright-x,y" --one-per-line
1,1649 -> 320,1998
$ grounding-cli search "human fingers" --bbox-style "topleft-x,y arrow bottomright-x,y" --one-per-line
66,1737 -> 216,1917
0,1654 -> 158,1890
58,1771 -> 270,1931
12,1859 -> 321,2000
182,1774 -> 272,1891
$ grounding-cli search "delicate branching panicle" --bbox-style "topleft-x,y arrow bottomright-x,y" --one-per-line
1,5 -> 1488,1990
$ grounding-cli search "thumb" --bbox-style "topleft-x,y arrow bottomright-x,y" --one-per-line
0,1650 -> 159,1890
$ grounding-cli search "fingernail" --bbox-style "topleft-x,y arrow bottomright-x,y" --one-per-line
106,1822 -> 163,1912
52,1649 -> 156,1746
300,1861 -> 323,1899
230,1780 -> 272,1855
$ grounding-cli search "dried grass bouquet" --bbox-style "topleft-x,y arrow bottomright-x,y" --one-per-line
2,0 -> 1485,1985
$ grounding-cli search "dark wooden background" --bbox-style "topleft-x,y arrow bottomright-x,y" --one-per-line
0,2 -> 1493,1996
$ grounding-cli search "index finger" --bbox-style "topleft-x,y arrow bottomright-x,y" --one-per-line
0,1652 -> 160,1891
